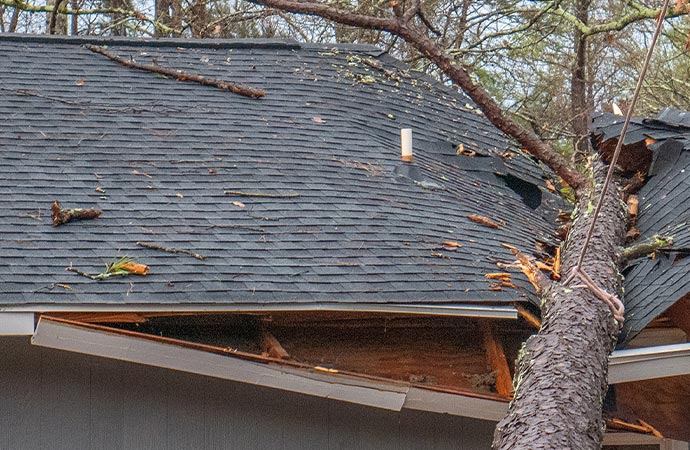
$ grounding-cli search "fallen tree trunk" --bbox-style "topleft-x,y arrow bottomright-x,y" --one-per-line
493,160 -> 627,449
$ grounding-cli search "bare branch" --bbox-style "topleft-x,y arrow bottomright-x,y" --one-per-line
244,0 -> 399,32
84,44 -> 266,98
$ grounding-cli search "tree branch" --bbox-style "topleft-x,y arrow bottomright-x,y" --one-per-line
84,44 -> 266,98
245,0 -> 398,31
549,2 -> 689,36
246,0 -> 585,190
620,235 -> 673,263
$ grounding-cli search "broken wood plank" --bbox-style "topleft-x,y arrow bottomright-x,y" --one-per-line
478,320 -> 513,398
514,303 -> 541,330
45,312 -> 148,324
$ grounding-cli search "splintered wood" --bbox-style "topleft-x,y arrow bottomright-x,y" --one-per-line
478,320 -> 513,398
500,244 -> 548,293
467,214 -> 501,229
485,272 -> 516,291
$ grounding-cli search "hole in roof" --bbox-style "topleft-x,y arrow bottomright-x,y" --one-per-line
501,174 -> 542,210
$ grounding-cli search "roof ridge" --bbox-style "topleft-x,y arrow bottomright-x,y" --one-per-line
0,33 -> 383,53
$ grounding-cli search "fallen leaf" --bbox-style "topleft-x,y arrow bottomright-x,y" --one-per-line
545,179 -> 557,192
54,283 -> 72,290
314,366 -> 339,373
431,252 -> 450,259
231,201 -> 245,208
120,261 -> 149,276
75,79 -> 85,86
312,117 -> 326,124
468,214 -> 500,229
176,193 -> 184,198
208,169 -> 217,174
442,241 -> 462,248
95,187 -> 105,193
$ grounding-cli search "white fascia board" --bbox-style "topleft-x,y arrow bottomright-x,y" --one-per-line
403,387 -> 508,421
32,318 -> 407,411
609,342 -> 690,384
30,317 -> 514,421
4,302 -> 518,319
0,312 -> 34,335
602,432 -> 662,446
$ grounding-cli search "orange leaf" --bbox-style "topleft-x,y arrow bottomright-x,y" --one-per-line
120,262 -> 149,276
231,201 -> 245,208
442,241 -> 461,247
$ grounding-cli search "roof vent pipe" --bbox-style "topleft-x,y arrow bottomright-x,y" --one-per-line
401,129 -> 413,162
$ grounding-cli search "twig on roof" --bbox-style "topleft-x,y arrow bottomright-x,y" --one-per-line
66,266 -> 100,280
83,44 -> 266,99
224,191 -> 301,198
66,256 -> 149,281
52,201 -> 102,227
136,241 -> 206,260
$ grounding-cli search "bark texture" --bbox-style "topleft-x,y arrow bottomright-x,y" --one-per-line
493,161 -> 627,449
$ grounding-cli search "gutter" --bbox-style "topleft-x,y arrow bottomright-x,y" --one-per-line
609,342 -> 690,383
2,302 -> 518,319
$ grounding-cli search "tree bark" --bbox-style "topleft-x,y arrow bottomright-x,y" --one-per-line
493,161 -> 627,449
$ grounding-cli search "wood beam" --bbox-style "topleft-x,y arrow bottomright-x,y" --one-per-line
259,328 -> 290,360
479,320 -> 513,398
514,303 -> 541,330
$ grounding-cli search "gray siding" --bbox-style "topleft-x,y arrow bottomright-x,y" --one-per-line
0,337 -> 495,450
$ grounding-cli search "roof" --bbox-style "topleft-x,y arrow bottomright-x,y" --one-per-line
592,108 -> 690,346
0,34 -> 563,311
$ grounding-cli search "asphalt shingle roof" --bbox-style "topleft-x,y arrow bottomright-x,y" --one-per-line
593,109 -> 690,346
0,34 -> 563,309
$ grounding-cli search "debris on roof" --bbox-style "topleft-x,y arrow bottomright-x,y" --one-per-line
0,35 -> 564,309
51,200 -> 102,226
592,108 -> 690,346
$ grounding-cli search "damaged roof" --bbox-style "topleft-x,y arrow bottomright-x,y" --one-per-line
0,34 -> 564,310
593,108 -> 690,346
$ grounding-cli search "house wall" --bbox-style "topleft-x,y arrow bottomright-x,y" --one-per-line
0,336 -> 496,450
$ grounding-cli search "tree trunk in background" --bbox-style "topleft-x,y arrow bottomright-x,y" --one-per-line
155,0 -> 172,36
190,0 -> 208,37
493,161 -> 626,449
108,0 -> 132,36
9,5 -> 20,32
47,0 -> 68,34
571,0 -> 592,163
